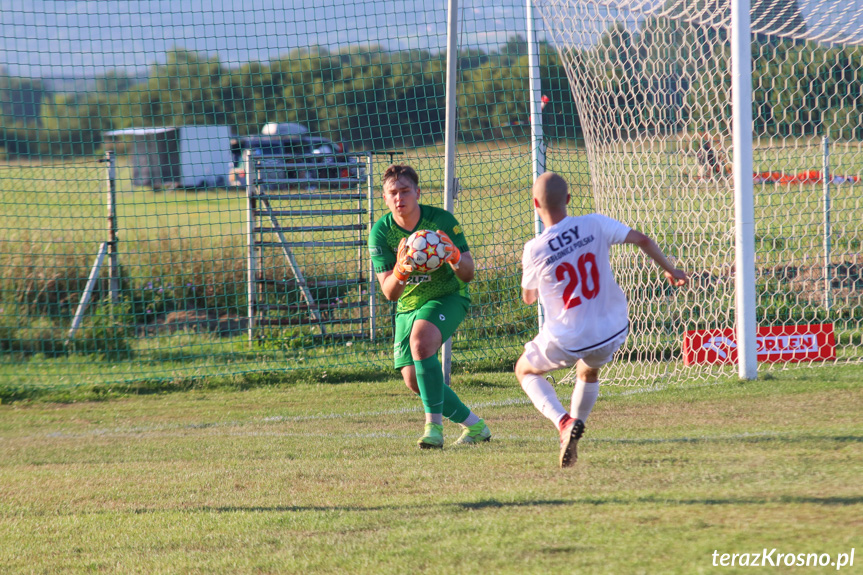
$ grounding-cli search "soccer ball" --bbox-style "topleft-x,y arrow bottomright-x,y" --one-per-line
405,229 -> 447,273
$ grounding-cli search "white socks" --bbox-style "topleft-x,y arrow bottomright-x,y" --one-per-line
426,413 -> 443,425
521,374 -> 600,428
520,374 -> 568,427
571,379 -> 599,422
427,413 -> 479,427
460,412 -> 481,427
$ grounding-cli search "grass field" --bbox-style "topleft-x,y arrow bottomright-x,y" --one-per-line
0,363 -> 860,573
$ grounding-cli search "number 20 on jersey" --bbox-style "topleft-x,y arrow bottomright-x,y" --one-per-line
555,252 -> 600,309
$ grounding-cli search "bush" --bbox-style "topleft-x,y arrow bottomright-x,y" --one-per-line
0,305 -> 67,358
68,302 -> 135,360
127,279 -> 203,323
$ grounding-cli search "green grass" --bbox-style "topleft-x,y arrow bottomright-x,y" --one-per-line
0,364 -> 860,573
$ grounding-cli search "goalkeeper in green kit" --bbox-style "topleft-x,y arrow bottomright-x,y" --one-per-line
369,165 -> 491,449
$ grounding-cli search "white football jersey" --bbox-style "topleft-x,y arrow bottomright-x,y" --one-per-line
521,213 -> 631,351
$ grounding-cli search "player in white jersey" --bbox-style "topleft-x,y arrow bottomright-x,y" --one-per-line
516,172 -> 688,468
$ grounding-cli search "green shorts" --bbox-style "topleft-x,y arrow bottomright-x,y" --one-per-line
393,293 -> 470,369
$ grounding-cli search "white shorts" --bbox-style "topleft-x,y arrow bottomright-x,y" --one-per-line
523,326 -> 629,373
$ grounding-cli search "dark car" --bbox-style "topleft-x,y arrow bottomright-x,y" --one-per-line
229,134 -> 363,189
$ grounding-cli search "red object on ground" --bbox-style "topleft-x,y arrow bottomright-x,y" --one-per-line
753,170 -> 860,185
682,324 -> 836,365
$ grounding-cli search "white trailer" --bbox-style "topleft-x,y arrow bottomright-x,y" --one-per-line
103,125 -> 233,189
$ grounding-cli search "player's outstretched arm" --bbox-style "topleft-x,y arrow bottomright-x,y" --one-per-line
624,229 -> 689,287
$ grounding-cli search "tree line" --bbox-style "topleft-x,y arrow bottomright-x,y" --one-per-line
555,17 -> 863,143
1,23 -> 861,159
0,37 -> 579,158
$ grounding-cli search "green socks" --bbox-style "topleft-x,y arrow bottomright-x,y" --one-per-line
442,383 -> 471,424
414,355 -> 444,414
414,355 -> 470,424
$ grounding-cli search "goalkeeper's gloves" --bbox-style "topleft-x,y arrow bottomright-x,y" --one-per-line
393,237 -> 414,285
436,230 -> 461,270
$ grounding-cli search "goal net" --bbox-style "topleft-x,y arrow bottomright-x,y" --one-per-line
535,0 -> 863,384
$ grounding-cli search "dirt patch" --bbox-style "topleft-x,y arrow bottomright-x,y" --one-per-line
762,257 -> 863,305
139,309 -> 246,338
133,259 -> 861,338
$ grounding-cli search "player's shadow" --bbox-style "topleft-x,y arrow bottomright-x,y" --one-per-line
455,499 -> 571,510
591,434 -> 863,445
172,493 -> 863,516
191,495 -> 863,513
628,495 -> 863,507
452,495 -> 863,510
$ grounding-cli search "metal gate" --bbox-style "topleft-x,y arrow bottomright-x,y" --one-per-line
245,149 -> 376,345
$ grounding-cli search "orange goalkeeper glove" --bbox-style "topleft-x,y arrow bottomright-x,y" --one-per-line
436,230 -> 461,270
393,237 -> 414,284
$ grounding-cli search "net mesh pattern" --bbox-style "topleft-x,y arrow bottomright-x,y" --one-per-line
0,0 -> 859,389
0,1 -> 574,388
536,0 -> 863,384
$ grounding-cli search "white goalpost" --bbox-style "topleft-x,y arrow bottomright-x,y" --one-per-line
534,0 -> 863,384
730,0 -> 758,379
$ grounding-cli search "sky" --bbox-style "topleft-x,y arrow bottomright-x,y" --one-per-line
2,0 -> 857,78
0,0 -> 534,77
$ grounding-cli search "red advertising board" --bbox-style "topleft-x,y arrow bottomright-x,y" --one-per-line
682,324 -> 836,366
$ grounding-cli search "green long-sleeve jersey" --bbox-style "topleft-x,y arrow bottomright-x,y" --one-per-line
368,204 -> 470,312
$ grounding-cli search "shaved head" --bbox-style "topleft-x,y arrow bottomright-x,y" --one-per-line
533,172 -> 569,210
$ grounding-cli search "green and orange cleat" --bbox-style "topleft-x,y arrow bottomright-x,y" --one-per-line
417,423 -> 445,449
453,419 -> 491,445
